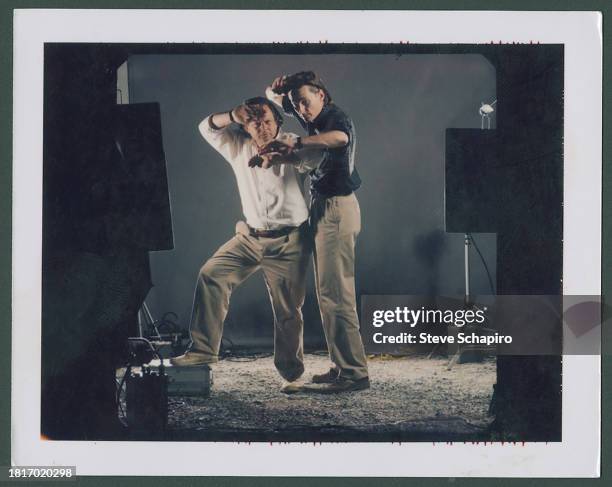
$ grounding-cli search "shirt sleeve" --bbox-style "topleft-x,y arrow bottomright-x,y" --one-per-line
322,110 -> 353,143
198,116 -> 246,163
265,86 -> 285,109
278,132 -> 324,174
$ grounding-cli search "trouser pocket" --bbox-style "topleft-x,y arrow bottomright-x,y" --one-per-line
334,194 -> 361,234
235,220 -> 250,237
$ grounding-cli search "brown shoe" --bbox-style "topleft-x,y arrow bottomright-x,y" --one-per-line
170,350 -> 216,367
280,380 -> 305,394
311,368 -> 340,384
303,376 -> 370,394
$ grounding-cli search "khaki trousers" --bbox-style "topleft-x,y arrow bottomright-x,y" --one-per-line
311,193 -> 369,380
188,222 -> 311,382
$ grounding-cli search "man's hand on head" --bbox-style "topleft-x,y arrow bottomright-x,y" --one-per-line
232,104 -> 256,125
271,75 -> 288,95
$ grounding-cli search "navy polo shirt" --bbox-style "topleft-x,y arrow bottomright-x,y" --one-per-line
282,98 -> 361,198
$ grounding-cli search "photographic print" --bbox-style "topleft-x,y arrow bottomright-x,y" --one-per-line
11,9 -> 601,477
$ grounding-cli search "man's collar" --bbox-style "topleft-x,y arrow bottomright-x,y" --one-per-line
312,103 -> 332,125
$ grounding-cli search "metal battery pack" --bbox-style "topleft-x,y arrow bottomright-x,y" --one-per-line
148,359 -> 213,397
125,368 -> 168,432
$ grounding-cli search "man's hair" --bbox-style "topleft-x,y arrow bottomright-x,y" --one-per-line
281,71 -> 332,104
236,97 -> 283,139
243,96 -> 284,127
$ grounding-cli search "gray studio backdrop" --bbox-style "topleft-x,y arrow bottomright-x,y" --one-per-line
125,53 -> 497,348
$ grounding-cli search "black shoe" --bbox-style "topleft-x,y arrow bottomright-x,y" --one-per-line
303,376 -> 370,394
311,368 -> 340,384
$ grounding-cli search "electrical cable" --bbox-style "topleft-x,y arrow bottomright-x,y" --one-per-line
219,336 -> 235,358
217,336 -> 275,361
469,234 -> 496,295
220,336 -> 235,350
225,352 -> 274,362
154,311 -> 181,334
307,350 -> 329,357
115,364 -> 131,420
116,383 -> 127,421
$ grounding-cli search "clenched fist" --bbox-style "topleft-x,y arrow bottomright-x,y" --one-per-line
271,75 -> 288,94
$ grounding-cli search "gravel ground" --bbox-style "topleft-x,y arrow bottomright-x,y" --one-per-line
165,354 -> 496,442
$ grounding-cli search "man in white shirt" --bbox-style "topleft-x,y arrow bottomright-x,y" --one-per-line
170,97 -> 322,390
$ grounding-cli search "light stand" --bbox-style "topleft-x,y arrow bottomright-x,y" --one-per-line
446,100 -> 498,368
446,233 -> 497,369
138,301 -> 162,340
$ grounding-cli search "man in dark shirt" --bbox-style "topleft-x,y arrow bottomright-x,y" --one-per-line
264,71 -> 370,393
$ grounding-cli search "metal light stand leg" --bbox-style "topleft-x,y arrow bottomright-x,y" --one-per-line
464,233 -> 471,307
447,233 -> 472,369
137,301 -> 162,339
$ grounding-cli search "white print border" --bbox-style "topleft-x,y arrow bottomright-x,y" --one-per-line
12,9 -> 601,477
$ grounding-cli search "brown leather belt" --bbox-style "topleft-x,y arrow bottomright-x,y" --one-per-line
248,225 -> 297,239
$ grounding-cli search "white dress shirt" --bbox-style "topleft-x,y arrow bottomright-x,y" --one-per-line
199,116 -> 322,230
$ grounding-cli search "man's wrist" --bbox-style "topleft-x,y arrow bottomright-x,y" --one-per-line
209,115 -> 222,130
265,86 -> 281,100
295,136 -> 304,150
228,110 -> 236,124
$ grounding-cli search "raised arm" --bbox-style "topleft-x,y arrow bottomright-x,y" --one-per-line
265,75 -> 301,121
198,105 -> 254,161
297,131 -> 349,149
265,75 -> 288,108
